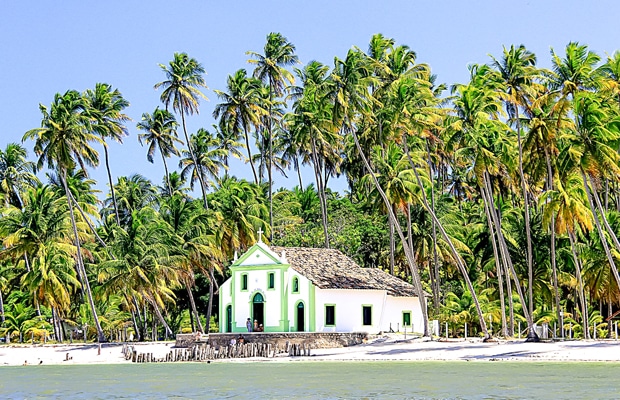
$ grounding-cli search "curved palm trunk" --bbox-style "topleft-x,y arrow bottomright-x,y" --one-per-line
481,184 -> 508,337
482,172 -> 535,337
389,206 -> 396,275
185,279 -> 204,333
61,168 -> 106,343
243,126 -> 259,185
350,126 -> 430,336
103,146 -> 121,226
310,137 -> 330,248
0,289 -> 5,324
589,174 -> 620,257
545,152 -> 561,334
516,116 -> 535,320
131,295 -> 144,341
426,143 -> 441,313
581,170 -> 620,288
180,112 -> 209,209
294,158 -> 303,189
568,231 -> 589,338
402,135 -> 488,339
149,297 -> 173,338
160,148 -> 173,197
204,267 -> 215,334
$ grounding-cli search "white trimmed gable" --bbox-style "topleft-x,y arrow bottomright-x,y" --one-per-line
235,242 -> 284,266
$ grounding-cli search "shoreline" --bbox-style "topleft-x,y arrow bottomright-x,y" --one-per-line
2,337 -> 620,366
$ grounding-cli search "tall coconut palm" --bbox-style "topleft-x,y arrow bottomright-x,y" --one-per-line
248,32 -> 299,241
288,60 -> 340,248
213,69 -> 267,184
155,53 -> 209,209
137,108 -> 182,197
83,83 -> 130,226
213,122 -> 245,171
23,90 -> 106,342
0,143 -> 39,209
179,128 -> 226,199
489,44 -> 539,326
331,48 -> 438,337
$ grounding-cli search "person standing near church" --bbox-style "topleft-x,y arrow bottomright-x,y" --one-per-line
246,318 -> 253,332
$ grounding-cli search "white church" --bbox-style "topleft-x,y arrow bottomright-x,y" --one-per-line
218,236 -> 426,334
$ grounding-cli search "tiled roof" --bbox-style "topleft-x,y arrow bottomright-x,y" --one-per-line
270,246 -> 423,297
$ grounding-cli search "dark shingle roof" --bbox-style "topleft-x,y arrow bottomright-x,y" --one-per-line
270,246 -> 423,297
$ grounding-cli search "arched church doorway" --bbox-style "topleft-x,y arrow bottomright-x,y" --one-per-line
252,292 -> 265,328
226,305 -> 232,332
296,301 -> 305,332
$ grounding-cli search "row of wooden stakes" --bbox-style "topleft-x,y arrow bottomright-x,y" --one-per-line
121,342 -> 313,363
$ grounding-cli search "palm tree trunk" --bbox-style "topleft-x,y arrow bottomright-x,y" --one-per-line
516,113 -> 535,321
205,267 -> 215,334
160,149 -> 173,197
589,174 -> 620,256
545,152 -> 561,334
243,126 -> 259,185
568,232 -> 589,339
311,137 -> 329,248
131,295 -> 144,341
295,158 -> 303,189
185,281 -> 204,333
0,288 -> 4,324
389,206 -> 396,275
180,112 -> 209,209
61,168 -> 106,343
402,133 -> 489,338
482,172 -> 535,337
104,145 -> 121,226
580,170 -> 620,288
481,184 -> 508,337
149,298 -> 173,338
350,125 -> 430,336
426,142 -> 441,313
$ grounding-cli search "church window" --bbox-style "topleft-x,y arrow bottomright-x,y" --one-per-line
292,277 -> 299,293
362,306 -> 372,325
325,305 -> 336,326
403,311 -> 411,327
268,272 -> 275,289
241,273 -> 248,291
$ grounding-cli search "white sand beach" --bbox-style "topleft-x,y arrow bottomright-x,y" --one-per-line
2,336 -> 620,366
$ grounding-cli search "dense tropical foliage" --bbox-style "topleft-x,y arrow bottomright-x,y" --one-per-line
3,34 -> 620,342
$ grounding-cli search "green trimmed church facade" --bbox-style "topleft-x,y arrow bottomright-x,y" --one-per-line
218,240 -> 425,333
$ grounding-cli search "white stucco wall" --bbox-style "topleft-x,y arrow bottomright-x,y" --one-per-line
383,296 -> 424,334
314,289 -> 386,332
286,270 -> 311,331
313,289 -> 424,333
231,268 -> 285,330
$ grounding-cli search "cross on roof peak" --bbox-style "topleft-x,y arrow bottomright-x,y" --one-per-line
257,228 -> 263,243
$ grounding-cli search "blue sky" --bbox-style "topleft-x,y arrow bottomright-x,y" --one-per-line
2,1 -> 619,196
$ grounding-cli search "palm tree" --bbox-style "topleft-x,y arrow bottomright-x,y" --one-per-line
288,60 -> 340,248
23,90 -> 106,342
0,143 -> 39,209
137,107 -> 182,197
155,53 -> 209,209
248,32 -> 299,241
105,174 -> 158,229
179,128 -> 226,199
213,69 -> 267,184
489,45 -> 539,327
213,123 -> 245,170
83,83 -> 130,226
330,48 -> 439,337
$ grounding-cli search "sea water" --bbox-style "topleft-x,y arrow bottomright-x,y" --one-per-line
1,361 -> 619,399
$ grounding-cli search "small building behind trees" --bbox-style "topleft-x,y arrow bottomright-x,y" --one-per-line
219,238 -> 426,333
